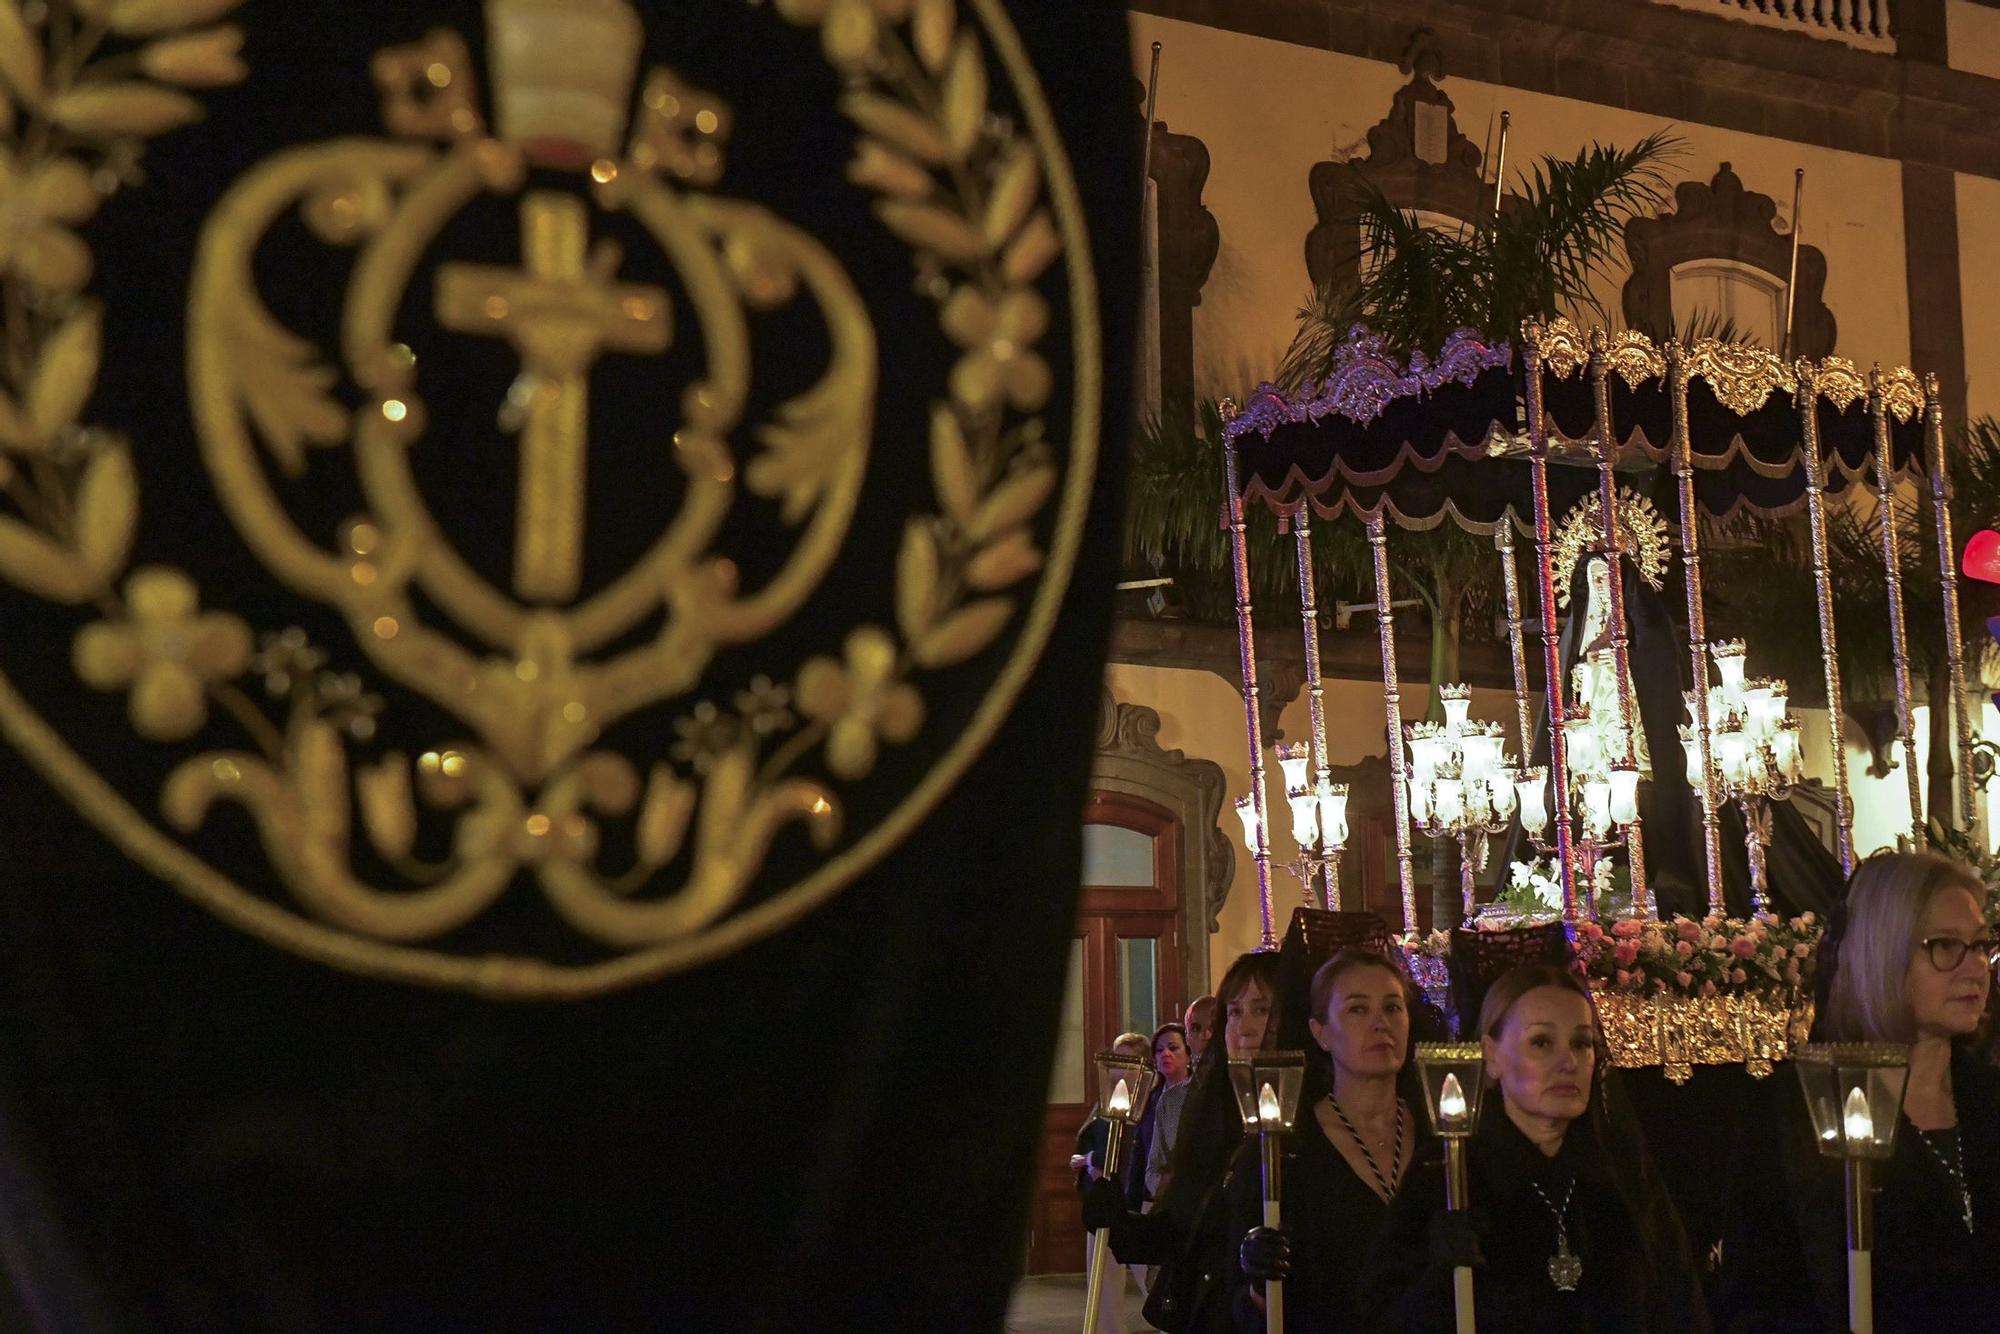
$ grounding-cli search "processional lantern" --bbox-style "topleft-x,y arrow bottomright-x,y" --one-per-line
1078,1049 -> 1158,1334
1415,1043 -> 1486,1334
1793,1043 -> 1910,1334
1227,1051 -> 1307,1334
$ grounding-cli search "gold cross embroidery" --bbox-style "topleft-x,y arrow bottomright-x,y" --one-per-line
435,190 -> 671,603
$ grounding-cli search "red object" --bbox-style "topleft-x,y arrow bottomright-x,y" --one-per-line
1963,528 -> 2000,584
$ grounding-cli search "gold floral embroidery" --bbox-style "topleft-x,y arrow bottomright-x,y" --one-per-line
72,567 -> 251,740
798,627 -> 925,780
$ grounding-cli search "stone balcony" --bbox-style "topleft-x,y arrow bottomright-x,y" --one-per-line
1651,0 -> 1896,51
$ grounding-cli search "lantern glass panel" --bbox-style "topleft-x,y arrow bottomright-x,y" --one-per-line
1227,1052 -> 1308,1132
1093,1050 -> 1159,1128
1794,1044 -> 1909,1161
1414,1043 -> 1486,1138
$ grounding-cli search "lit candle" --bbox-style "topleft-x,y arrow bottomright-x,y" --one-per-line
1439,1071 -> 1467,1126
1259,1083 -> 1282,1129
1109,1078 -> 1131,1119
1842,1085 -> 1872,1147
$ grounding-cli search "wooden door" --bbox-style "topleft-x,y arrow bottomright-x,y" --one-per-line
1025,795 -> 1184,1274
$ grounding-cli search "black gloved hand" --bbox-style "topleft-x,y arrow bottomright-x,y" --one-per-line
1238,1226 -> 1291,1283
1429,1208 -> 1484,1270
1080,1175 -> 1126,1232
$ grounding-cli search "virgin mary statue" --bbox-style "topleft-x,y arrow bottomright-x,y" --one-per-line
1505,494 -> 1838,920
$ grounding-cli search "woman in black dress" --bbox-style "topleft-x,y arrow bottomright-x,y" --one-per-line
1360,963 -> 1707,1332
1228,948 -> 1430,1332
1085,949 -> 1284,1333
1716,850 -> 2000,1333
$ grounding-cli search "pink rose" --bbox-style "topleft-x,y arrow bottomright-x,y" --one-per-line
1583,922 -> 1605,942
1612,918 -> 1643,940
1614,940 -> 1641,967
1700,980 -> 1718,998
1730,967 -> 1747,985
1792,943 -> 1810,959
1616,969 -> 1634,988
1675,970 -> 1694,989
1677,920 -> 1702,943
1675,939 -> 1695,960
1703,914 -> 1722,931
1730,936 -> 1757,959
1800,911 -> 1817,926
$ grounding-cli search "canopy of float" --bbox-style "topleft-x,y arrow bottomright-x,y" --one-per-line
1221,321 -> 1932,530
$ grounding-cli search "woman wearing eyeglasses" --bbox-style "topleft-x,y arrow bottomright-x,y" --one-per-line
1717,851 -> 2000,1333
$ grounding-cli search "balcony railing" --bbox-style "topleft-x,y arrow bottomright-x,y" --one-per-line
1651,0 -> 1895,51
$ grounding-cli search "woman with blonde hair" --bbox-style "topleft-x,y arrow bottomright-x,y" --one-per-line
1717,850 -> 1999,1332
1227,948 -> 1431,1331
1360,963 -> 1706,1331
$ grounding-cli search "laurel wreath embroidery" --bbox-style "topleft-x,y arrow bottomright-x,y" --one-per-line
761,0 -> 1060,783
0,0 -> 291,745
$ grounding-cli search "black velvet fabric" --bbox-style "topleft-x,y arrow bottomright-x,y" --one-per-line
0,4 -> 1137,1330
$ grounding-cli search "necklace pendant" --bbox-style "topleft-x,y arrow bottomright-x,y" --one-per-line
1548,1242 -> 1583,1292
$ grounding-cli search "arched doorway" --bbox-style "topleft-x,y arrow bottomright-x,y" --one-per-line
1024,692 -> 1232,1274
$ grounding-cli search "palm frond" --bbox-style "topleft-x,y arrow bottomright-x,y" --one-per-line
1276,132 -> 1685,387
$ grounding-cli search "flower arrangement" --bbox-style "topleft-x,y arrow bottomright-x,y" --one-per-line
1490,857 -> 1563,924
1570,912 -> 1821,1001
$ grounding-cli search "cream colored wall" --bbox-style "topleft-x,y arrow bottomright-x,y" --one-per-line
1948,1 -> 2000,80
1104,662 -> 1516,982
1956,173 -> 2000,422
1128,12 -> 1913,400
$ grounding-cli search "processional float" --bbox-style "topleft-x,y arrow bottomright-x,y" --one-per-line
1218,317 -> 1975,947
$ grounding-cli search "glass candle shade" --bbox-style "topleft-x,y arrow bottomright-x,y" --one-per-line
1285,783 -> 1319,849
1274,741 -> 1311,795
1794,1043 -> 1910,1161
1414,1043 -> 1487,1138
1440,684 -> 1472,731
1516,767 -> 1549,836
1228,1051 -> 1307,1133
1583,780 -> 1612,839
1234,794 -> 1262,853
1093,1049 -> 1160,1128
1608,766 -> 1640,827
1564,714 -> 1601,776
1316,781 -> 1350,849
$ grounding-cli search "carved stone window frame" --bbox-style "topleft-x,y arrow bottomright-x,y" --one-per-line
1090,690 -> 1233,998
1304,32 -> 1495,296
1621,162 -> 1836,355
